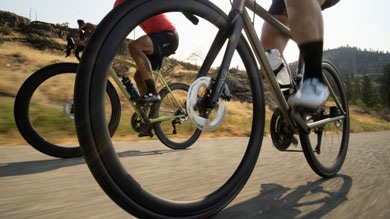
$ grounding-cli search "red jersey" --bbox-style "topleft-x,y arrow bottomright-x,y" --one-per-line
113,0 -> 176,34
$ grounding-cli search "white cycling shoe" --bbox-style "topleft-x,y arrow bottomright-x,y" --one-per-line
288,78 -> 329,109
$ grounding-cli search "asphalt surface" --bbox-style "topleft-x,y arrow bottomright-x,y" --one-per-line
1,131 -> 389,218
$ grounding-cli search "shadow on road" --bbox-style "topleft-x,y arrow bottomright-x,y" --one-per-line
0,157 -> 85,177
0,149 -> 179,177
117,149 -> 180,157
216,174 -> 352,218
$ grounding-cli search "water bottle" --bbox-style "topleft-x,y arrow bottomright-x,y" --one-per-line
129,84 -> 140,99
265,49 -> 291,93
122,76 -> 140,99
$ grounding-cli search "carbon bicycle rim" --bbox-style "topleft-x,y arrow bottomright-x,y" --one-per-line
299,61 -> 350,178
152,83 -> 202,149
75,0 -> 264,217
14,63 -> 120,158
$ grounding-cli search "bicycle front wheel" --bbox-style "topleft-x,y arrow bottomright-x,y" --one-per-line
299,61 -> 350,177
14,63 -> 121,158
74,0 -> 264,218
153,83 -> 201,149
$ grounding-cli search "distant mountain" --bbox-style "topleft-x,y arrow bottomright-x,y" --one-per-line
323,46 -> 390,76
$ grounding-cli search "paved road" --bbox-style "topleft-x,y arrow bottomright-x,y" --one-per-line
1,131 -> 389,218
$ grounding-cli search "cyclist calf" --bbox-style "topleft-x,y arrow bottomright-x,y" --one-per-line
262,0 -> 339,109
114,0 -> 179,104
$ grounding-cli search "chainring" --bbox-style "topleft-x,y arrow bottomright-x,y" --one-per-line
131,113 -> 151,133
270,108 -> 294,151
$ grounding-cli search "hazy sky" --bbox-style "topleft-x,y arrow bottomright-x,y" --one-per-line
1,0 -> 389,65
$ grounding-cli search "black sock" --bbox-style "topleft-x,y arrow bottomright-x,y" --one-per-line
144,79 -> 157,95
299,41 -> 324,83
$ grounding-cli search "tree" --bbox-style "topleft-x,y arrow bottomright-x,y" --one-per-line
351,78 -> 361,104
362,75 -> 374,106
344,73 -> 353,103
380,64 -> 390,107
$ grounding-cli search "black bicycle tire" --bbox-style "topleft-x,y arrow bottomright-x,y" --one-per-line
299,60 -> 350,178
153,83 -> 202,149
14,62 -> 121,158
74,0 -> 264,218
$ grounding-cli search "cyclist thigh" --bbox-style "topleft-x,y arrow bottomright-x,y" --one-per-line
147,30 -> 179,70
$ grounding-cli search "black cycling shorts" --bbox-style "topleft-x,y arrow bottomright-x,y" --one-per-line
147,30 -> 179,70
269,0 -> 340,15
269,0 -> 288,15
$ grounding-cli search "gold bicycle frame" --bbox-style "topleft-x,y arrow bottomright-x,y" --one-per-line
233,0 -> 346,131
109,58 -> 187,124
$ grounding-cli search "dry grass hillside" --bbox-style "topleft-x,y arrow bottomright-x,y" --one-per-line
0,41 -> 73,145
0,42 -> 70,95
0,40 -> 259,145
1,40 -> 389,146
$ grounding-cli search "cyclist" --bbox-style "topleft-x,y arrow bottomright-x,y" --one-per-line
261,0 -> 339,109
114,0 -> 179,103
77,19 -> 96,47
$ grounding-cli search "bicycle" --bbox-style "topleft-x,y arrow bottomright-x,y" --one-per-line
108,57 -> 202,149
74,0 -> 349,218
13,62 -> 120,158
14,22 -> 201,158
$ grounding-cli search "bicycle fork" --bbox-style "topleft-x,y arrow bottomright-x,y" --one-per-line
197,9 -> 243,112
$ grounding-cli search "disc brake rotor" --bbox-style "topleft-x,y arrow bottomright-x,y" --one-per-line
63,99 -> 75,120
186,77 -> 226,131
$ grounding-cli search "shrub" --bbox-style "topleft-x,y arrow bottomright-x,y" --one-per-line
0,25 -> 12,35
354,98 -> 367,108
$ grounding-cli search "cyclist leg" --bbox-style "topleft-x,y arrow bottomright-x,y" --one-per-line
285,0 -> 329,109
261,0 -> 289,54
261,14 -> 289,55
129,31 -> 178,103
128,35 -> 156,97
134,70 -> 147,95
261,0 -> 327,57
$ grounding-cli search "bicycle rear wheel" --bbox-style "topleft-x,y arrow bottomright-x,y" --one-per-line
14,63 -> 121,158
299,61 -> 350,177
74,0 -> 264,218
153,83 -> 201,149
